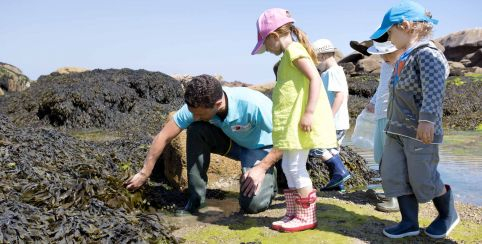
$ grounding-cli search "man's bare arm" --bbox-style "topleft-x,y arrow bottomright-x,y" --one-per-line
124,119 -> 182,190
240,148 -> 283,197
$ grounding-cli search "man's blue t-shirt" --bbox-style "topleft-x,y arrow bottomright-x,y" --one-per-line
173,86 -> 273,149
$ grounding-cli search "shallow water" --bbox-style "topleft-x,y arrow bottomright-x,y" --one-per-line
347,130 -> 482,206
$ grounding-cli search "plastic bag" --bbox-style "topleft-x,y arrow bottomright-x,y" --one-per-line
351,109 -> 376,149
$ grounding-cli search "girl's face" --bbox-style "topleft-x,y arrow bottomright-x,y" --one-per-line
316,53 -> 329,72
264,33 -> 282,56
387,23 -> 411,50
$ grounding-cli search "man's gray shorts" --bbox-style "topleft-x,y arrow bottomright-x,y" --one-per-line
380,134 -> 445,203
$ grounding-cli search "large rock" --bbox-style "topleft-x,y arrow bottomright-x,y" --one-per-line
339,62 -> 356,75
349,40 -> 373,57
355,55 -> 383,74
339,52 -> 366,65
171,74 -> 248,91
157,114 -> 241,190
249,82 -> 275,99
0,69 -> 184,133
437,28 -> 482,66
0,62 -> 31,92
467,48 -> 482,67
469,67 -> 482,74
448,61 -> 467,76
55,66 -> 90,74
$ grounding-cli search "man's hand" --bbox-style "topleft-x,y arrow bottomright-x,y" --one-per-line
240,164 -> 267,197
123,172 -> 148,191
365,103 -> 375,113
416,121 -> 435,144
300,112 -> 313,132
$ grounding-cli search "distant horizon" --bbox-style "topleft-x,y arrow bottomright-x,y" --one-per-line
1,1 -> 481,84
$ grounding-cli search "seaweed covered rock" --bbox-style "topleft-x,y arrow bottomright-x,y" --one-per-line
0,113 -> 179,243
348,94 -> 371,123
346,74 -> 378,122
347,74 -> 378,98
346,73 -> 482,130
0,69 -> 183,133
443,74 -> 482,130
308,146 -> 371,190
0,199 -> 176,243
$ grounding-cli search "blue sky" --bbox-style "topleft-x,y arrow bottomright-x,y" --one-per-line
1,0 -> 481,84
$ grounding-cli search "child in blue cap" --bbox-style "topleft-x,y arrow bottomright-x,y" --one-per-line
370,0 -> 459,239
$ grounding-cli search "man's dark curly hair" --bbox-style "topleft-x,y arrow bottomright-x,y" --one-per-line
184,74 -> 223,108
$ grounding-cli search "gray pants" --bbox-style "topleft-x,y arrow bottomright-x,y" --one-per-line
380,134 -> 445,203
186,122 -> 278,213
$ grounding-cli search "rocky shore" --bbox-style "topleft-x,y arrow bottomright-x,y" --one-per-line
1,28 -> 481,242
0,68 -> 373,242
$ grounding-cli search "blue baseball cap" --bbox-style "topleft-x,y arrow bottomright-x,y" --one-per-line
370,0 -> 438,39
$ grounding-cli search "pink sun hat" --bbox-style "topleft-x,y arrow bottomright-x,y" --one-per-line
251,8 -> 295,55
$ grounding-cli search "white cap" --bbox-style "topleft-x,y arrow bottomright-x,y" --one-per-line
312,39 -> 335,54
367,41 -> 397,55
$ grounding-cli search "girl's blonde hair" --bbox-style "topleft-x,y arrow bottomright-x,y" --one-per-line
271,23 -> 319,65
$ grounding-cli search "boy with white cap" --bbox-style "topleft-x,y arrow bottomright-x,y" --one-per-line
365,33 -> 404,213
309,39 -> 351,191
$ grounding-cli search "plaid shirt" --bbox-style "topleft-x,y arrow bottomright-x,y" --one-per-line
385,41 -> 449,143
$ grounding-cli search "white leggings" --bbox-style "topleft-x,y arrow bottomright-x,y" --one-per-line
281,150 -> 312,189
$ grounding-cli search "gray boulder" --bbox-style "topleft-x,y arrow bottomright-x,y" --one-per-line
0,62 -> 31,92
339,52 -> 366,64
437,28 -> 482,66
355,55 -> 383,74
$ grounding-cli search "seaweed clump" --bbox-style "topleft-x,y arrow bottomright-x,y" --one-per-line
0,113 -> 179,243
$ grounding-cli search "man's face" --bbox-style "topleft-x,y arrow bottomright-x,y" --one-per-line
188,106 -> 218,122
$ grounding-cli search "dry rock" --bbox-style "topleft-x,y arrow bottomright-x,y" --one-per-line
0,62 -> 30,92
